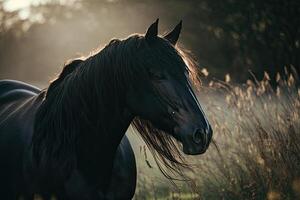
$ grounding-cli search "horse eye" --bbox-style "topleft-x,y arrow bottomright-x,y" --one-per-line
148,69 -> 166,80
152,73 -> 165,80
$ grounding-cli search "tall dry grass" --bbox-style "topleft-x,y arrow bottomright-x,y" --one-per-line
134,69 -> 300,200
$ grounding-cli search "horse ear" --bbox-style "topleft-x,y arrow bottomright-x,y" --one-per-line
145,19 -> 159,42
164,20 -> 182,45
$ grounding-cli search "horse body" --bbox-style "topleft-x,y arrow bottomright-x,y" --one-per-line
0,80 -> 136,199
0,20 -> 213,200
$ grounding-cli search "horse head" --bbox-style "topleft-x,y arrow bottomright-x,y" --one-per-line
127,19 -> 212,156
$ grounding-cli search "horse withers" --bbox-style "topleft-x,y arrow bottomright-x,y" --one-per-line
0,19 -> 212,199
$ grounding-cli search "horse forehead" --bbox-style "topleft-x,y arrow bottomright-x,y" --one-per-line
147,56 -> 186,72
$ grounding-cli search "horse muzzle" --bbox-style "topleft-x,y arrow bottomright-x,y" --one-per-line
180,126 -> 213,155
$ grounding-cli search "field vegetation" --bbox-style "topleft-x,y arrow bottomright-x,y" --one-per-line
132,69 -> 300,200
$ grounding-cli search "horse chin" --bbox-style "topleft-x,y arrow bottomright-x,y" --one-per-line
182,144 -> 206,155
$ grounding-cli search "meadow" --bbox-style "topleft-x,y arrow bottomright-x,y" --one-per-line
131,69 -> 300,200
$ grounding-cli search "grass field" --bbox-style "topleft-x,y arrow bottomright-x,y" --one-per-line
132,71 -> 300,200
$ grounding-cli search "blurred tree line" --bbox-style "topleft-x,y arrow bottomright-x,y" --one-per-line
0,0 -> 299,85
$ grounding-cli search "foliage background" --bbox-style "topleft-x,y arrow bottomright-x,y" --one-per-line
0,0 -> 299,85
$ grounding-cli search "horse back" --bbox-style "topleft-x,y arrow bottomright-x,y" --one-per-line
0,79 -> 40,96
0,80 -> 42,124
0,80 -> 43,197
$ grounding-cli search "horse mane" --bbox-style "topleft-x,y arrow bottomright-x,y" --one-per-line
32,34 -> 202,181
46,59 -> 83,96
32,36 -> 142,177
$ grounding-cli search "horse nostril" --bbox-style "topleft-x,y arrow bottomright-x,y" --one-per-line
193,129 -> 205,144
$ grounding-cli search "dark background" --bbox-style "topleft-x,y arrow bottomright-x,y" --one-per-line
0,0 -> 299,85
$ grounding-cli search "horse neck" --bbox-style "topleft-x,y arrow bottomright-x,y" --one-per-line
69,54 -> 133,142
71,55 -> 135,187
64,54 -> 134,171
34,52 -> 134,185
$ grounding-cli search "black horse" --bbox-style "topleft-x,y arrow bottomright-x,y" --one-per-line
0,19 -> 212,199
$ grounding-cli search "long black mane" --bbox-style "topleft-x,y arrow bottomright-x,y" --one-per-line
32,34 -> 202,179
